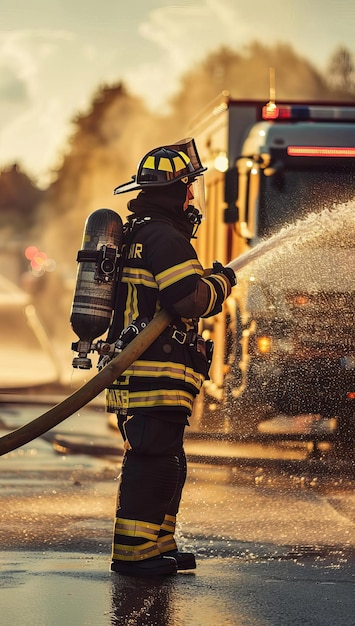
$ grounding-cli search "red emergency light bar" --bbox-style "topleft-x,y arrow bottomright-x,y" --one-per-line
262,102 -> 355,122
287,146 -> 355,157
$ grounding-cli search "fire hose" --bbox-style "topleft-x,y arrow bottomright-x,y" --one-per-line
0,239 -> 274,458
0,309 -> 173,457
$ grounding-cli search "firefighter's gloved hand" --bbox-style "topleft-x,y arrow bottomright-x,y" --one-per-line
212,261 -> 237,287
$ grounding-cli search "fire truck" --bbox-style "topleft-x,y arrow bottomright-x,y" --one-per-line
189,93 -> 355,442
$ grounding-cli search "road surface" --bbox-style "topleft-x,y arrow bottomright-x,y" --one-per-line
1,401 -> 354,626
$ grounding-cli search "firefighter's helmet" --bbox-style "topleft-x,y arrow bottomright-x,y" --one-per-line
113,138 -> 207,195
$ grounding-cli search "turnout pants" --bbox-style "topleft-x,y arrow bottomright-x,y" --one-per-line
112,412 -> 187,563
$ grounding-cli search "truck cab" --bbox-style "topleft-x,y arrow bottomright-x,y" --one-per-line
237,105 -> 355,241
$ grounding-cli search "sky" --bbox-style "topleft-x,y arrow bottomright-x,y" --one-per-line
0,0 -> 354,187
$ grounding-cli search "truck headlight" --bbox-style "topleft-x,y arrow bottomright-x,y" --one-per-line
256,336 -> 295,355
257,336 -> 272,354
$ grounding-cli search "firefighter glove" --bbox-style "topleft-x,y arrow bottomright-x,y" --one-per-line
212,261 -> 237,287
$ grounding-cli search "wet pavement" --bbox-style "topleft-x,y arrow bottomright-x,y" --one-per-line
1,547 -> 354,626
1,399 -> 354,625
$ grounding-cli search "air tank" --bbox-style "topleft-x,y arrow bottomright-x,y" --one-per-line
70,208 -> 123,369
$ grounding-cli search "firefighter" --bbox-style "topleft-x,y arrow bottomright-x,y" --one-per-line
107,138 -> 236,576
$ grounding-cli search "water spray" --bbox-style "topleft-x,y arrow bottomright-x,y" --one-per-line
227,201 -> 354,275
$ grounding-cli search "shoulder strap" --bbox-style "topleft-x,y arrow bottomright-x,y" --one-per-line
105,217 -> 152,343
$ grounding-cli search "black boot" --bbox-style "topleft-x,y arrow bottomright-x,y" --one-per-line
163,549 -> 196,570
111,555 -> 177,577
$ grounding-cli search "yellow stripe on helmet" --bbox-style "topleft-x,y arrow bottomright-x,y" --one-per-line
142,155 -> 156,170
159,157 -> 174,172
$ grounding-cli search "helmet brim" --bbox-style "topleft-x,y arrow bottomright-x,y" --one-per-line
113,177 -> 141,195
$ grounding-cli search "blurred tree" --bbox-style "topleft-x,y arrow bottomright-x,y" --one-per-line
0,164 -> 44,286
327,46 -> 355,93
0,164 -> 43,233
